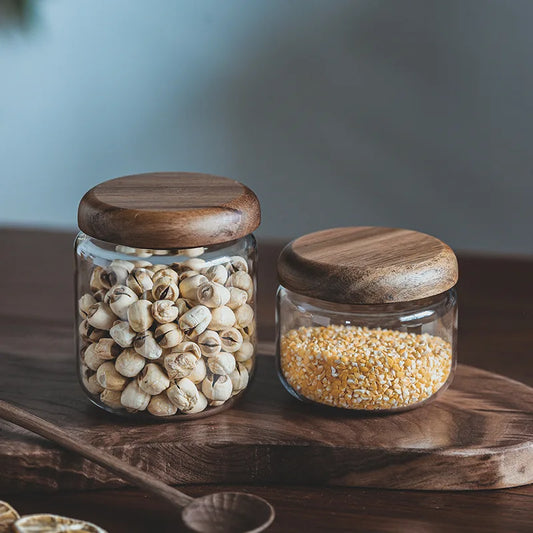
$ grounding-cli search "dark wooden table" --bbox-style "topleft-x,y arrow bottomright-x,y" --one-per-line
1,228 -> 532,532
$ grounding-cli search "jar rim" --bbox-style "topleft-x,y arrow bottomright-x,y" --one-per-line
278,284 -> 457,312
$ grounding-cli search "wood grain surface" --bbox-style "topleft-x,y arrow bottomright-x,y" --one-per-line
78,172 -> 261,248
1,229 -> 532,533
278,226 -> 459,303
1,344 -> 532,493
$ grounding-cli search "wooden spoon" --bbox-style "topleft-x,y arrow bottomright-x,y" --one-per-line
0,400 -> 274,533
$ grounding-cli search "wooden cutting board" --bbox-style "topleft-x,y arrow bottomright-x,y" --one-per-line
1,341 -> 532,493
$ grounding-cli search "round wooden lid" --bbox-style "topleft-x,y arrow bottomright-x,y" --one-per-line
78,172 -> 261,249
278,227 -> 458,304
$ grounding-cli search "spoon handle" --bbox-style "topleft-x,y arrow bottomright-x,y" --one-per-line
0,399 -> 193,508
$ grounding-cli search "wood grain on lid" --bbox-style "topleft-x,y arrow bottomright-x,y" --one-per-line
278,227 -> 458,304
77,172 -> 261,249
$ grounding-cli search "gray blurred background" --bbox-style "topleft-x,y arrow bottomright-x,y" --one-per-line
0,0 -> 532,253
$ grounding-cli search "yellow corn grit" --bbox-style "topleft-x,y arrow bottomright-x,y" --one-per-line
280,325 -> 453,410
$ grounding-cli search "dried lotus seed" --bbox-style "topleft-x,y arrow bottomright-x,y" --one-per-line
148,393 -> 178,417
179,269 -> 199,281
203,264 -> 228,284
79,320 -> 106,342
152,276 -> 179,301
196,281 -> 230,308
127,268 -> 154,295
100,389 -> 123,409
166,377 -> 199,412
96,362 -> 128,391
90,266 -> 110,291
154,322 -> 183,348
235,340 -> 254,362
202,374 -> 233,402
120,380 -> 150,411
151,300 -> 179,323
227,271 -> 253,300
83,343 -> 107,371
78,293 -> 97,318
93,338 -> 121,360
81,368 -> 105,395
182,258 -> 206,270
133,331 -> 162,359
234,303 -> 254,327
197,330 -> 222,356
134,248 -> 153,258
186,391 -> 208,413
152,268 -> 178,283
13,513 -> 107,533
105,264 -> 129,286
115,244 -> 137,255
179,246 -> 205,257
171,261 -> 193,275
179,274 -> 208,300
127,300 -> 154,332
175,341 -> 202,359
87,302 -> 116,330
106,285 -> 138,320
164,351 -> 198,380
109,321 -> 136,348
219,328 -> 243,352
0,500 -> 20,530
92,288 -> 108,302
188,357 -> 207,383
87,374 -> 104,395
230,363 -> 250,393
226,287 -> 248,310
109,259 -> 135,272
137,363 -> 170,395
207,352 -> 236,376
175,298 -> 190,315
226,255 -> 249,273
115,348 -> 146,377
208,306 -> 236,330
179,305 -> 211,336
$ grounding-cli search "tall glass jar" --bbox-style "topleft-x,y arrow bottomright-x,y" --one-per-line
76,173 -> 260,419
276,227 -> 459,413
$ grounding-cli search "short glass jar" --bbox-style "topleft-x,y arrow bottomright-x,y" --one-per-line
276,227 -> 459,413
75,172 -> 260,419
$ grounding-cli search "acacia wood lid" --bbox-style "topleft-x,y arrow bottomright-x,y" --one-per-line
278,227 -> 458,304
78,172 -> 261,249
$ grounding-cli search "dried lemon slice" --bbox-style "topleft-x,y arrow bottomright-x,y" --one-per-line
13,514 -> 107,533
0,500 -> 20,532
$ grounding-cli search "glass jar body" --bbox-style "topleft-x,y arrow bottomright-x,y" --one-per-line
75,233 -> 257,419
276,287 -> 457,412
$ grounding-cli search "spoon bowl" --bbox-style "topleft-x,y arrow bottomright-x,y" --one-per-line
182,491 -> 275,533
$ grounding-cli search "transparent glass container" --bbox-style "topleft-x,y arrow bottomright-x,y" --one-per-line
75,234 -> 257,419
276,286 -> 457,412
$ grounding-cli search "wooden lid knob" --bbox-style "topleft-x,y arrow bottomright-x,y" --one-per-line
278,227 -> 458,304
78,172 -> 261,249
